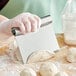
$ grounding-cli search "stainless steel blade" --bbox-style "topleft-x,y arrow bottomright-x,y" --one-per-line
13,15 -> 60,63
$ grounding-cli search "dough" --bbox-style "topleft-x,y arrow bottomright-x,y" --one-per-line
27,50 -> 54,63
0,44 -> 9,55
66,47 -> 76,63
0,35 -> 17,56
39,62 -> 59,76
20,67 -> 37,76
55,72 -> 68,76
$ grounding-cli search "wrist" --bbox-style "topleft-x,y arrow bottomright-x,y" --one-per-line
0,19 -> 13,36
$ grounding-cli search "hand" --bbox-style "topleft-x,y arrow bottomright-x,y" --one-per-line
0,13 -> 41,36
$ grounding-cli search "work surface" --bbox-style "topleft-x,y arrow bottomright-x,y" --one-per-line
0,33 -> 76,76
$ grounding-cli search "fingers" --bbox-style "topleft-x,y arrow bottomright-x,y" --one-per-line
22,13 -> 41,33
33,15 -> 41,28
11,13 -> 41,34
28,16 -> 37,32
19,22 -> 26,34
22,19 -> 31,33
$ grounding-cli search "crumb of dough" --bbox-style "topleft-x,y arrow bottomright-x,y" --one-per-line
20,67 -> 37,76
39,62 -> 59,76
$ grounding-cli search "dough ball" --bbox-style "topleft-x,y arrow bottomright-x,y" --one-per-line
27,50 -> 54,63
39,62 -> 59,76
66,47 -> 76,63
20,67 -> 37,76
55,72 -> 68,76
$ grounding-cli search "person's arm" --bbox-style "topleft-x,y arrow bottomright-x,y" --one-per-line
0,15 -> 8,22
